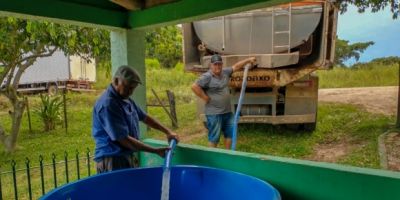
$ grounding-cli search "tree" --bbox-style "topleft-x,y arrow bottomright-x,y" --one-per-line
338,0 -> 400,19
334,38 -> 374,67
0,17 -> 109,152
145,25 -> 182,68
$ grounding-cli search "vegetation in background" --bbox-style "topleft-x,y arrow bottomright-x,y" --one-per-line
35,94 -> 64,131
146,60 -> 197,104
145,25 -> 182,68
335,38 -> 374,67
338,0 -> 400,19
0,17 -> 109,152
318,62 -> 399,88
352,56 -> 400,68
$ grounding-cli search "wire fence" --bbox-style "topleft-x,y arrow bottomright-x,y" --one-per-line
0,148 -> 96,200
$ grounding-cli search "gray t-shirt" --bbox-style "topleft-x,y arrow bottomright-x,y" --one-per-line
196,67 -> 233,115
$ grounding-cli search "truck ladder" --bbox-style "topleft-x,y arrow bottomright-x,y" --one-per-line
271,3 -> 292,53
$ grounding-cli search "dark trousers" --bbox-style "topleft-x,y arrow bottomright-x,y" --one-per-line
96,154 -> 139,174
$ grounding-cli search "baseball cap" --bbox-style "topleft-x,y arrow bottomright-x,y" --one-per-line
210,54 -> 223,64
114,65 -> 142,85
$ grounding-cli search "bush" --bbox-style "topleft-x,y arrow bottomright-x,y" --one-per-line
35,94 -> 64,131
145,58 -> 161,69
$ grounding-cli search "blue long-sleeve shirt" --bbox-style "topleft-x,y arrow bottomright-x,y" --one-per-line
92,84 -> 146,162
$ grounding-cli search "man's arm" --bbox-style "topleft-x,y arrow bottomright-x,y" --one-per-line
191,83 -> 210,103
117,136 -> 170,157
232,57 -> 257,72
143,115 -> 180,142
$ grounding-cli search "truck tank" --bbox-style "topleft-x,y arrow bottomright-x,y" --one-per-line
183,0 -> 338,130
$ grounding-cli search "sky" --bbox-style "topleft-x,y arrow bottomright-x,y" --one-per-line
337,5 -> 400,65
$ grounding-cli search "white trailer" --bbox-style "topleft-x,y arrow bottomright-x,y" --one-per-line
12,50 -> 96,94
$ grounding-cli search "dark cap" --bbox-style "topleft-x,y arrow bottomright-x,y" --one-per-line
114,65 -> 142,85
210,54 -> 223,64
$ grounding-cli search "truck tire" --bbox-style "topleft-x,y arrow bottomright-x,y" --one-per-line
303,122 -> 316,132
47,84 -> 58,95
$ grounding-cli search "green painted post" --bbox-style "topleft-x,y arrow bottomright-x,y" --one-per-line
397,62 -> 400,127
0,166 -> 2,200
111,29 -> 147,138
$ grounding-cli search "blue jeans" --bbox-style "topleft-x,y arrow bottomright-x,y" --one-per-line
206,113 -> 234,144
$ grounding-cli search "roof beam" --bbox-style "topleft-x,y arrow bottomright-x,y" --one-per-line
128,0 -> 298,29
0,0 -> 128,28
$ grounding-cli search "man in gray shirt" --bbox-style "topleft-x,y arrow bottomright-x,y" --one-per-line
192,54 -> 256,149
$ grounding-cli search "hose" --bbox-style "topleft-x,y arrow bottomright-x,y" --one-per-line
231,65 -> 250,150
164,139 -> 177,169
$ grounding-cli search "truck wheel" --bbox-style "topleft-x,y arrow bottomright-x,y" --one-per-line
303,123 -> 316,132
48,85 -> 58,95
286,124 -> 300,131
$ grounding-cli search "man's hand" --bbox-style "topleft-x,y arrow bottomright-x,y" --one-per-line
192,83 -> 210,104
232,56 -> 257,72
204,96 -> 211,104
154,147 -> 171,158
166,132 -> 180,143
247,57 -> 257,69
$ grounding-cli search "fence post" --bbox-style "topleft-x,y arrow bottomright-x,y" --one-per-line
151,89 -> 178,128
166,90 -> 178,129
63,89 -> 68,134
25,158 -> 32,200
76,150 -> 80,180
25,97 -> 32,133
86,148 -> 91,176
39,155 -> 45,195
64,152 -> 69,183
11,160 -> 18,200
52,153 -> 57,188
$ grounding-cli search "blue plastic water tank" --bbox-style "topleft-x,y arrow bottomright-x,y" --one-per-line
41,166 -> 281,200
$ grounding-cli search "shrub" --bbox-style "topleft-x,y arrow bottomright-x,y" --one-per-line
35,94 -> 64,131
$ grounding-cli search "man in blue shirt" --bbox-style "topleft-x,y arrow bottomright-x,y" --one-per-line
92,65 -> 180,173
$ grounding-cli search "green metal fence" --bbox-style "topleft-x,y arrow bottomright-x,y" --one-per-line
0,148 -> 95,200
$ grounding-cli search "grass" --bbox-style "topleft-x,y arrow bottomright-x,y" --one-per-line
0,62 -> 397,199
183,102 -> 394,169
318,63 -> 399,88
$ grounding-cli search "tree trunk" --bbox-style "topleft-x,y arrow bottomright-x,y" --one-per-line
0,90 -> 25,152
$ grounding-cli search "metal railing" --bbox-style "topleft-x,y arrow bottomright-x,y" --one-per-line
0,148 -> 95,200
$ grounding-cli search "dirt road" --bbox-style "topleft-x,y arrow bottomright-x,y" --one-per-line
319,86 -> 399,115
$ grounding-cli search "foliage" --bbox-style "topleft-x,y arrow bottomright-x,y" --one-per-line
352,56 -> 400,69
145,25 -> 182,68
335,38 -> 374,67
145,58 -> 161,69
317,62 -> 398,88
146,62 -> 196,105
35,94 -> 64,131
0,16 -> 109,152
338,0 -> 400,19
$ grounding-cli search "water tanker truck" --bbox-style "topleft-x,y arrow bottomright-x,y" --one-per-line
183,0 -> 338,131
